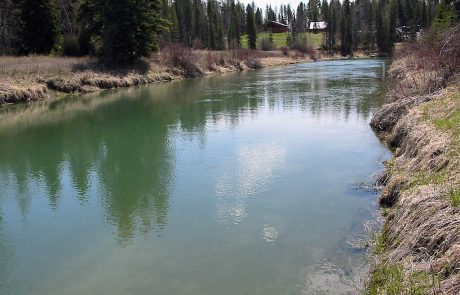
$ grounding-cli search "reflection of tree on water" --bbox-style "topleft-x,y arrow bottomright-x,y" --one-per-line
95,99 -> 175,242
0,208 -> 13,291
0,60 -> 387,243
0,95 -> 177,242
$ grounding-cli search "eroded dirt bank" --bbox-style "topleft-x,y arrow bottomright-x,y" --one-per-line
368,25 -> 460,294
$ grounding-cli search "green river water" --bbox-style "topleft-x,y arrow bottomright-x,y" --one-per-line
0,59 -> 390,294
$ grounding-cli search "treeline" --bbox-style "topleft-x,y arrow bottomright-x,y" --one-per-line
0,0 -> 458,62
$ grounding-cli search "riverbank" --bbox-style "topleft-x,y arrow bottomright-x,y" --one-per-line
0,47 -> 376,107
368,25 -> 460,294
0,49 -> 322,106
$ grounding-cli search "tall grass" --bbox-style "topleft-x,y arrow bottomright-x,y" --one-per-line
0,55 -> 94,78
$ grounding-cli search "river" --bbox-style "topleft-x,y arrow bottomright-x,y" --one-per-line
0,59 -> 390,294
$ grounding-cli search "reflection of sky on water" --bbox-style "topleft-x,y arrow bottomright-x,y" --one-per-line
0,59 -> 391,295
215,142 -> 286,225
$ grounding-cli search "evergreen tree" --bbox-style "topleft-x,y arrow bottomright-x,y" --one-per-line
265,5 -> 276,23
308,0 -> 319,23
102,0 -> 165,63
78,0 -> 104,55
376,0 -> 390,53
246,4 -> 257,49
255,8 -> 263,30
183,0 -> 194,46
207,0 -> 225,49
287,15 -> 298,46
296,2 -> 308,32
420,0 -> 428,27
431,2 -> 457,31
340,0 -> 353,55
193,0 -> 206,46
169,4 -> 180,42
389,0 -> 398,46
228,0 -> 241,48
0,0 -> 21,54
325,0 -> 339,52
19,0 -> 61,54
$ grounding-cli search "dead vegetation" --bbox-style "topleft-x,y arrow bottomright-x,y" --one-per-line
0,47 -> 314,106
368,25 -> 460,294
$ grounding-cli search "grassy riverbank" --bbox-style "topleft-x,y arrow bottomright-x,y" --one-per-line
368,24 -> 460,294
0,48 -> 322,106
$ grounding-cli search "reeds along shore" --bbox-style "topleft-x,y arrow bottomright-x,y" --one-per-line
0,47 -> 321,106
368,24 -> 460,294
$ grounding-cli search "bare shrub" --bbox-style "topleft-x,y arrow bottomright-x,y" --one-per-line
202,51 -> 227,69
289,36 -> 313,54
391,24 -> 460,97
259,37 -> 276,51
161,43 -> 203,77
280,46 -> 289,56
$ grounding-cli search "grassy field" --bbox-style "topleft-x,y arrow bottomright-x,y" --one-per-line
241,32 -> 323,49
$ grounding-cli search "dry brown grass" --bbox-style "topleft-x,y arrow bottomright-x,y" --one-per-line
389,25 -> 460,99
0,48 -> 312,106
369,26 -> 460,294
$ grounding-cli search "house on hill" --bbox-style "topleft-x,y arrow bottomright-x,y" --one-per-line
265,21 -> 289,33
309,21 -> 327,33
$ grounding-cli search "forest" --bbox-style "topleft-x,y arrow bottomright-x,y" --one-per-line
0,0 -> 458,63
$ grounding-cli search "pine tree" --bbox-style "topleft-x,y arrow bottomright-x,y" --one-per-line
102,0 -> 165,63
183,0 -> 194,46
389,0 -> 398,46
207,0 -> 225,49
246,4 -> 257,49
255,8 -> 263,30
169,4 -> 180,42
0,0 -> 21,54
192,0 -> 206,46
308,0 -> 319,23
77,0 -> 104,55
228,0 -> 241,48
376,0 -> 389,53
296,2 -> 308,32
19,0 -> 61,54
325,0 -> 339,52
340,0 -> 353,55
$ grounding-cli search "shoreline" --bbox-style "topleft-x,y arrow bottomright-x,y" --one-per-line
368,33 -> 459,293
0,50 -> 370,108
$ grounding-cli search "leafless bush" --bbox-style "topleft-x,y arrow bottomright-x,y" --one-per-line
230,49 -> 263,60
391,24 -> 460,96
161,43 -> 203,77
259,37 -> 276,51
289,36 -> 314,54
202,51 -> 227,69
280,46 -> 289,56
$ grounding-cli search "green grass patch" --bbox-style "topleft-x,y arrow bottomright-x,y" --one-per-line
367,264 -> 434,295
433,109 -> 460,134
403,171 -> 447,191
448,188 -> 460,207
240,32 -> 323,49
374,221 -> 390,254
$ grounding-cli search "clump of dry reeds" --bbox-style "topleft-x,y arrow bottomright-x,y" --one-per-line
0,82 -> 48,104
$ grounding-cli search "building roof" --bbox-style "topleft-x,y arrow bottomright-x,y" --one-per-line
267,21 -> 289,28
309,22 -> 327,30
